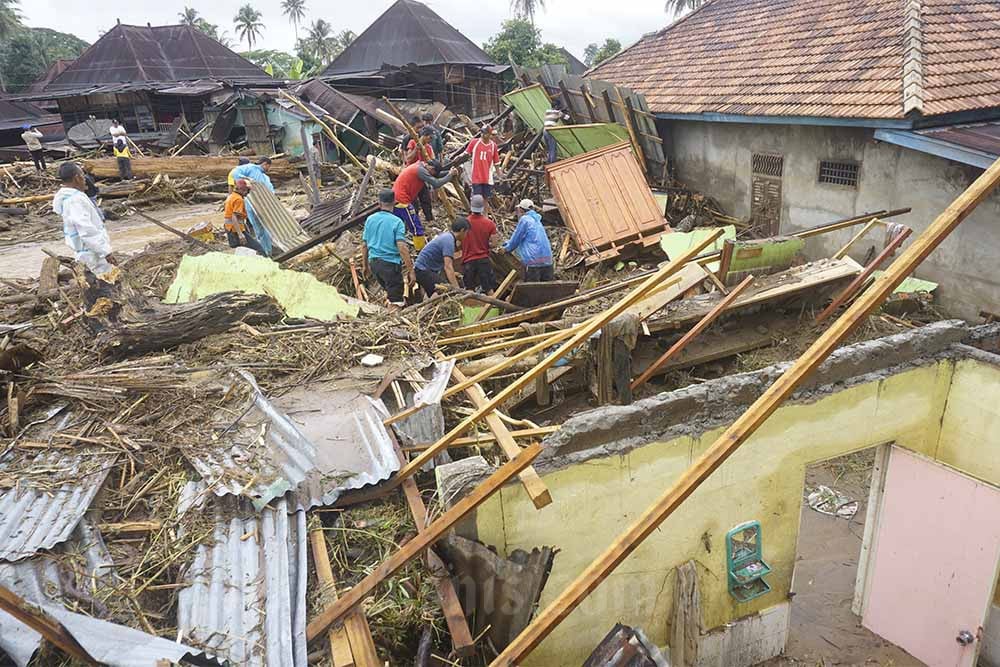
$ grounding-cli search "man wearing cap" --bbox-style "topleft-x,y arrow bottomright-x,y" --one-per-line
230,157 -> 276,255
224,179 -> 264,255
421,112 -> 444,157
463,194 -> 498,293
362,188 -> 416,310
392,159 -> 458,251
414,218 -> 469,298
21,125 -> 46,173
465,125 -> 500,212
498,199 -> 554,281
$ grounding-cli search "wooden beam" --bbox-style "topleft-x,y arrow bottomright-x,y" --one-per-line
309,529 -> 361,667
815,226 -> 913,322
631,275 -> 754,390
438,326 -> 524,346
620,93 -> 648,176
405,426 -> 560,451
306,442 -> 543,640
442,329 -> 563,362
470,270 -> 518,325
450,363 -> 552,509
833,218 -> 882,259
130,209 -> 211,251
489,157 -> 1000,667
393,440 -> 476,657
0,586 -> 98,665
391,230 -> 724,484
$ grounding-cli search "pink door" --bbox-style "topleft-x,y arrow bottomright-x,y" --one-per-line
863,447 -> 1000,666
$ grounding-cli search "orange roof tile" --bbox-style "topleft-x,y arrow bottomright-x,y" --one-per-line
589,0 -> 1000,119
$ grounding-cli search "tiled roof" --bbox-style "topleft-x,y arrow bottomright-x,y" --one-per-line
589,0 -> 1000,119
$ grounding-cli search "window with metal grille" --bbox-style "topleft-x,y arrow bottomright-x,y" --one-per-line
751,153 -> 783,178
818,160 -> 860,187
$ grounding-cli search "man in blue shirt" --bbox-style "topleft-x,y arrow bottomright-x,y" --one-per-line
362,188 -> 415,310
498,199 -> 554,281
414,218 -> 469,299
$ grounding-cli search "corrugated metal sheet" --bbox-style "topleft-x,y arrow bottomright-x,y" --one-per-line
916,121 -> 1000,156
0,450 -> 115,562
381,359 -> 454,446
248,185 -> 313,254
583,623 -> 668,667
547,142 -> 671,264
0,518 -> 220,667
182,371 -> 398,510
177,483 -> 307,667
300,191 -> 356,236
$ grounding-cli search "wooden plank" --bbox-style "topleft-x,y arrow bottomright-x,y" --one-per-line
624,264 -> 706,321
470,270 -> 518,325
442,329 -> 565,362
38,256 -> 60,295
404,426 -> 560,451
631,327 -> 771,377
834,218 -> 881,259
391,230 -> 723,485
0,586 -> 98,665
450,364 -> 552,509
393,441 -> 476,657
620,93 -> 648,175
631,276 -> 754,390
488,156 -> 1000,667
309,528 -> 360,667
306,442 -> 543,640
815,227 -> 912,322
438,326 -> 525,346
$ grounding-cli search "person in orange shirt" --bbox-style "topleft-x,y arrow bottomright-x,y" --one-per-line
224,179 -> 264,255
404,126 -> 438,225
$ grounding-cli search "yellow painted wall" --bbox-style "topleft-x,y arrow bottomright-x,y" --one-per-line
469,358 -> 1000,666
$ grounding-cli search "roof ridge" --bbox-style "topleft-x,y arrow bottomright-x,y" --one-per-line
121,24 -> 150,82
403,0 -> 449,65
901,0 -> 925,115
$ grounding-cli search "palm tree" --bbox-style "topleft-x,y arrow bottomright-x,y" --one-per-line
306,18 -> 332,64
281,0 -> 306,40
234,4 -> 264,51
510,0 -> 545,26
178,6 -> 200,25
664,0 -> 707,17
0,0 -> 22,92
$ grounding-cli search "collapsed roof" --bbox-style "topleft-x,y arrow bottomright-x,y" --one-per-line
321,0 -> 497,78
588,0 -> 1000,119
0,97 -> 59,132
45,23 -> 274,95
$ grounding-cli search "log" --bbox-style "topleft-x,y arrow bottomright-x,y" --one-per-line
95,292 -> 283,358
489,156 -> 1000,667
82,156 -> 301,181
0,586 -> 97,665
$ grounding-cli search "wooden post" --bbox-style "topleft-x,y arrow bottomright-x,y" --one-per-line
619,91 -> 648,176
631,275 -> 755,390
581,87 -> 599,123
300,125 -> 321,207
350,156 -> 376,219
305,442 -> 543,640
601,90 -> 617,123
489,156 -> 1000,667
390,230 -> 724,484
279,89 -> 364,169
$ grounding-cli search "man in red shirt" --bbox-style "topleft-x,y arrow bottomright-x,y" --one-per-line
404,126 -> 437,224
392,159 -> 457,250
462,193 -> 498,293
465,124 -> 500,213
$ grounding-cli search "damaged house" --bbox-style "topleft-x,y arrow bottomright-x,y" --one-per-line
590,0 -> 1000,319
320,0 -> 505,119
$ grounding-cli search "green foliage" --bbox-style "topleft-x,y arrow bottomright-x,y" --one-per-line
483,18 -> 567,68
0,0 -> 21,41
0,25 -> 89,92
242,49 -> 296,78
509,0 -> 546,25
281,0 -> 306,37
234,4 -> 265,51
298,22 -> 354,69
665,0 -> 707,16
178,6 -> 226,45
584,38 -> 621,67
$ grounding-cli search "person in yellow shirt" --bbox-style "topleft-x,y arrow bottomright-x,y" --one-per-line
224,179 -> 264,254
112,138 -> 132,180
227,157 -> 251,192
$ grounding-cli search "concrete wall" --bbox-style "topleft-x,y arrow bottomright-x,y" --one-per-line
667,120 -> 1000,320
439,324 -> 1000,666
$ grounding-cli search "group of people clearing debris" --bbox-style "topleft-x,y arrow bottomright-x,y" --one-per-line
50,112 -> 555,310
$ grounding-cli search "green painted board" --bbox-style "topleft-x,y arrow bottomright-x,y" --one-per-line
872,270 -> 938,294
660,226 -> 736,273
547,124 -> 630,158
165,252 -> 359,321
502,84 -> 551,133
461,304 -> 500,324
727,237 -> 805,274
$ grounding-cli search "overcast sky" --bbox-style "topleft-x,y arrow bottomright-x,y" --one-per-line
21,0 -> 673,61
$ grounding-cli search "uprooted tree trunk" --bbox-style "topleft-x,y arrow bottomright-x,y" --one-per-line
94,291 -> 282,358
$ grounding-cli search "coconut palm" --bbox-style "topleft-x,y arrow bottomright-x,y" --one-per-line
281,0 -> 306,40
234,4 -> 265,51
178,6 -> 201,25
306,18 -> 333,64
664,0 -> 707,17
510,0 -> 545,26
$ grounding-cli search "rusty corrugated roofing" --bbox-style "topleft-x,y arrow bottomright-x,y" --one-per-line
916,120 -> 1000,155
46,23 -> 273,93
589,0 -> 1000,119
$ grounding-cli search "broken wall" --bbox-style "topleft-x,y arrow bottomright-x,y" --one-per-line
439,324 -> 1000,666
665,119 -> 1000,320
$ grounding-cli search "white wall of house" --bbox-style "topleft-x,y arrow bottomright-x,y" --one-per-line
667,119 -> 1000,320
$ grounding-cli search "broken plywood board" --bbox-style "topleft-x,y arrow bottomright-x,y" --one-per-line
547,142 -> 670,265
625,263 -> 708,321
165,252 -> 359,321
647,257 -> 861,333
